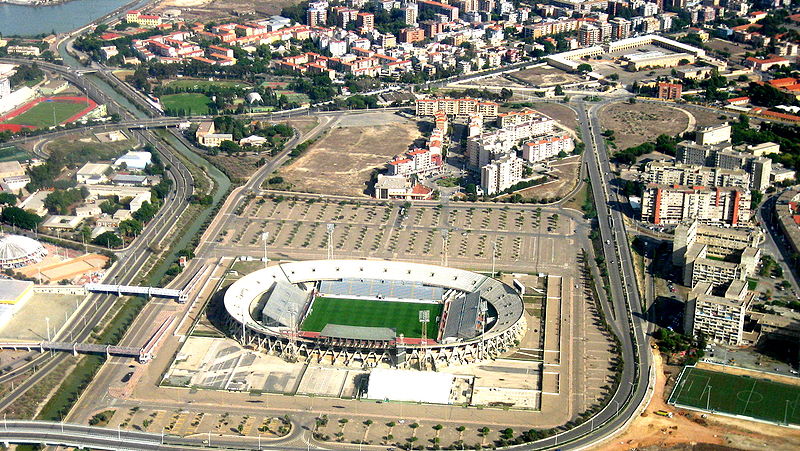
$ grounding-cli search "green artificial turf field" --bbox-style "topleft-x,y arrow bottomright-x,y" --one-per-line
669,366 -> 800,425
301,296 -> 442,339
5,101 -> 87,128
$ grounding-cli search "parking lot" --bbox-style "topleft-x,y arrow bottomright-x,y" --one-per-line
209,194 -> 585,273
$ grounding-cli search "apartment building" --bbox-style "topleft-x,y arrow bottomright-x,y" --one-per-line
467,117 -> 556,169
126,10 -> 163,27
657,82 -> 683,100
521,135 -> 574,163
641,161 -> 750,190
673,220 -> 762,266
578,23 -> 601,47
387,148 -> 443,176
7,46 -> 41,57
306,1 -> 328,27
356,12 -> 374,32
684,244 -> 759,288
697,122 -> 732,145
640,184 -> 751,225
481,153 -> 523,196
685,280 -> 751,345
415,97 -> 499,118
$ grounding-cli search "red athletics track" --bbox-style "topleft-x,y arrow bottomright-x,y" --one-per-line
0,96 -> 98,131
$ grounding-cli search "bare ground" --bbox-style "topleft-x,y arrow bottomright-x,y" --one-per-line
153,0 -> 299,22
594,350 -> 800,451
279,121 -> 420,196
600,102 -> 691,150
510,66 -> 583,87
512,156 -> 581,202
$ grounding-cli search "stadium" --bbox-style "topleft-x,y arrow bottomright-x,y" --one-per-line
223,259 -> 527,369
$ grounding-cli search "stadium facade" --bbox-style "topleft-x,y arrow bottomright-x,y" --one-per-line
223,260 -> 527,369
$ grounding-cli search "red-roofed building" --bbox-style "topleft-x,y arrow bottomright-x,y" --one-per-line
657,82 -> 683,100
726,96 -> 750,106
745,56 -> 790,71
126,10 -> 162,27
99,32 -> 122,41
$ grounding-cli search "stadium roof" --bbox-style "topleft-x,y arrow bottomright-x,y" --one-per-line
0,234 -> 47,268
442,291 -> 481,340
260,281 -> 308,327
320,324 -> 396,341
366,368 -> 455,404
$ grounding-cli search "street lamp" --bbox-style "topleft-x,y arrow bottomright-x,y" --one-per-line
261,232 -> 269,268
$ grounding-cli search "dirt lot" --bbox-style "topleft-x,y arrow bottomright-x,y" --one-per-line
600,102 -> 691,150
510,66 -> 583,87
154,0 -> 297,21
511,156 -> 581,202
596,350 -> 800,451
279,120 -> 420,196
704,38 -> 753,59
687,107 -> 730,129
526,102 -> 578,132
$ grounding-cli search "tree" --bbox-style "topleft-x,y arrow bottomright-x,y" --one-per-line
554,85 -> 564,96
0,192 -> 16,205
118,218 -> 143,237
0,207 -> 41,230
93,231 -> 123,248
219,140 -> 240,154
576,63 -> 593,73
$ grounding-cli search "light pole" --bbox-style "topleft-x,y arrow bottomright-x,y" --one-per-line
45,317 -> 51,342
326,223 -> 335,260
261,232 -> 269,268
491,239 -> 497,276
706,385 -> 712,412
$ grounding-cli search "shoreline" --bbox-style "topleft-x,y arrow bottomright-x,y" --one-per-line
0,0 -> 72,6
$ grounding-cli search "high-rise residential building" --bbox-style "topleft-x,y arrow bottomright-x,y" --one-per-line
578,23 -> 601,47
696,122 -> 732,146
481,154 -> 523,195
334,7 -> 358,27
401,2 -> 419,24
685,280 -> 752,345
306,1 -> 328,26
609,17 -> 632,40
522,135 -> 574,163
642,161 -> 750,190
357,12 -> 375,32
640,184 -> 751,225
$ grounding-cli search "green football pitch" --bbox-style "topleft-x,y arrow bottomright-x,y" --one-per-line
301,296 -> 443,339
669,366 -> 800,426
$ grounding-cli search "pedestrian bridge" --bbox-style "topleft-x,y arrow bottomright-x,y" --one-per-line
85,283 -> 184,300
0,341 -> 148,362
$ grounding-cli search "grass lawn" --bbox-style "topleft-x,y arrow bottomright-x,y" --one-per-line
160,93 -> 212,115
276,90 -> 310,104
301,296 -> 442,339
0,146 -> 32,162
5,101 -> 87,128
166,79 -> 251,90
669,366 -> 800,425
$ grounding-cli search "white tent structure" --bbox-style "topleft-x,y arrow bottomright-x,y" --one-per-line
366,368 -> 455,404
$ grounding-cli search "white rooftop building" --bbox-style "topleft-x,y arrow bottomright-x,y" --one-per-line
366,368 -> 455,404
113,151 -> 152,170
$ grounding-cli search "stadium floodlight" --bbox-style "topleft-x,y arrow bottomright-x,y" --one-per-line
419,310 -> 430,346
439,229 -> 449,267
326,224 -> 335,260
261,232 -> 269,268
491,239 -> 497,277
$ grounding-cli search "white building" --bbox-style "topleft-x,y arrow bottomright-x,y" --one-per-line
521,134 -> 574,163
481,154 -> 523,196
113,152 -> 152,170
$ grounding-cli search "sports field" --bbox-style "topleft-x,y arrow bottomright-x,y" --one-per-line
669,366 -> 800,426
4,99 -> 90,128
301,296 -> 442,339
160,93 -> 212,115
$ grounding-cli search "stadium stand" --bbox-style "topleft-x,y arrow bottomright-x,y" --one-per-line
319,278 -> 444,302
259,281 -> 309,327
441,291 -> 482,341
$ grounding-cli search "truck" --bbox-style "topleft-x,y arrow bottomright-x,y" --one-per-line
654,410 -> 673,418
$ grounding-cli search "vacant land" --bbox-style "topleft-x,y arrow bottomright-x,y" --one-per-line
161,93 -> 212,115
510,66 -> 583,87
669,366 -> 800,426
600,102 -> 691,150
155,0 -> 299,22
5,101 -> 87,128
302,297 -> 442,339
514,156 -> 581,202
279,120 -> 419,196
40,131 -> 134,158
525,102 -> 578,132
705,38 -> 752,58
689,107 -> 731,129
